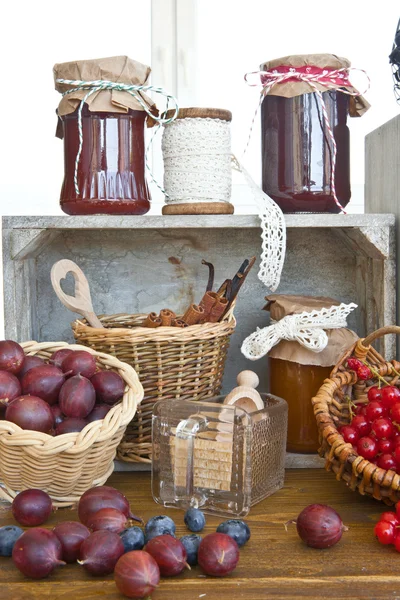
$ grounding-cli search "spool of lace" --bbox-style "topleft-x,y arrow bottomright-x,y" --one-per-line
162,108 -> 234,215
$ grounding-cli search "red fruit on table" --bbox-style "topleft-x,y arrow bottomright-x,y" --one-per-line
376,453 -> 397,471
374,520 -> 395,545
53,521 -> 90,563
357,436 -> 378,460
12,489 -> 53,526
340,426 -> 359,445
367,386 -> 382,403
198,533 -> 239,576
380,512 -> 400,527
12,528 -> 65,579
371,418 -> 394,440
394,533 -> 400,552
351,415 -> 371,437
145,535 -> 188,576
78,530 -> 125,575
381,386 -> 400,409
0,341 -> 25,374
366,402 -> 387,422
114,551 -> 160,599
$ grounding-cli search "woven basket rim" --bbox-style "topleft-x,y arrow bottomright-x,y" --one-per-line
312,332 -> 400,502
72,312 -> 236,341
0,341 -> 144,453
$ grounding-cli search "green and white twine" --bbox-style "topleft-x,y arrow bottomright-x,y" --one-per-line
56,78 -> 179,196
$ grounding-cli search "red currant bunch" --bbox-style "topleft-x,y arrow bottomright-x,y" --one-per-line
374,506 -> 400,550
340,384 -> 400,472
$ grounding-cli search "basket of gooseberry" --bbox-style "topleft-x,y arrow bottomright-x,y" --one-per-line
0,340 -> 143,507
312,326 -> 400,505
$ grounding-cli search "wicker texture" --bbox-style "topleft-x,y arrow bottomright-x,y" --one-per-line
71,313 -> 236,463
313,326 -> 400,505
0,341 -> 143,507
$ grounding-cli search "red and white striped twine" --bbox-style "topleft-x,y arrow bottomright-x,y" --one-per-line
244,66 -> 370,213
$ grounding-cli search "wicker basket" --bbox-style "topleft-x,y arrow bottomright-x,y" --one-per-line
0,341 -> 143,507
71,312 -> 236,463
313,326 -> 400,505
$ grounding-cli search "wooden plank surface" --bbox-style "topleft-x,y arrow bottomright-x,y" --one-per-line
0,469 -> 398,599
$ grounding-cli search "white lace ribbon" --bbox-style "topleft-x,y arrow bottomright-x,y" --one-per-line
241,302 -> 358,361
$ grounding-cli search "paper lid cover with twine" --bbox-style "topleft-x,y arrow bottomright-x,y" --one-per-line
258,53 -> 370,117
264,294 -> 359,367
54,56 -> 157,116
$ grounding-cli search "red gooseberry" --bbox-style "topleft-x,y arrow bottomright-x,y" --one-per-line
394,533 -> 400,552
381,386 -> 400,409
371,418 -> 394,440
367,386 -> 382,403
351,415 -> 371,437
357,436 -> 378,460
374,520 -> 395,545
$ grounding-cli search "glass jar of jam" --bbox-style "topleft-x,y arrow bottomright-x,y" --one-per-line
59,105 -> 150,215
265,294 -> 358,454
54,56 -> 156,216
259,54 -> 368,213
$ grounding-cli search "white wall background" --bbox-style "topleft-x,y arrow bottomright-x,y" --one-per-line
0,0 -> 399,336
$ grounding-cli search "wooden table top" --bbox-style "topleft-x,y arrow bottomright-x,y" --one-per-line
1,468 -> 397,600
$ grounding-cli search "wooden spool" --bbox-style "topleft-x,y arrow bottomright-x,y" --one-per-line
162,107 -> 235,216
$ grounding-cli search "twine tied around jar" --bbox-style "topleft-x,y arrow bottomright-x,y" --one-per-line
55,78 -> 179,196
241,302 -> 358,360
244,65 -> 370,213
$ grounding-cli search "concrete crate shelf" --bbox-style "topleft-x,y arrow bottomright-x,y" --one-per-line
2,214 -> 396,469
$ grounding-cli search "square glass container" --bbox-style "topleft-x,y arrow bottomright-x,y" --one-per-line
151,393 -> 288,517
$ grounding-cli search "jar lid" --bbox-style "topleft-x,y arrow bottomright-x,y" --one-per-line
164,107 -> 232,121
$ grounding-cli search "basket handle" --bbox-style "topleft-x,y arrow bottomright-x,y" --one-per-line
361,326 -> 400,348
51,259 -> 104,329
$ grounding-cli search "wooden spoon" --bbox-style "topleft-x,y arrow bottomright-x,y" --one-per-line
51,259 -> 104,329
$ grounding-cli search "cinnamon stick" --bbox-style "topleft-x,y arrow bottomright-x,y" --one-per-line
160,308 -> 176,326
199,291 -> 218,321
182,303 -> 205,325
143,312 -> 162,328
171,318 -> 188,328
208,297 -> 229,322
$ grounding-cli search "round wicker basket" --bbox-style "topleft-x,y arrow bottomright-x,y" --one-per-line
71,312 -> 236,463
0,341 -> 143,507
313,326 -> 400,505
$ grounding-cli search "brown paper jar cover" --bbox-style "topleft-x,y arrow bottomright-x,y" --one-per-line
260,53 -> 370,117
265,294 -> 358,454
54,56 -> 154,216
54,56 -> 156,117
264,294 -> 359,367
